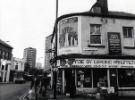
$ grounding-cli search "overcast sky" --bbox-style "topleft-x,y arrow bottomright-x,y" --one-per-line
0,0 -> 135,64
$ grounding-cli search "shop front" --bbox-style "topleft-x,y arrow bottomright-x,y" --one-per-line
57,58 -> 135,96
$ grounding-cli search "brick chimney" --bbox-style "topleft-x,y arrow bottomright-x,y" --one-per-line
97,0 -> 108,14
90,0 -> 108,14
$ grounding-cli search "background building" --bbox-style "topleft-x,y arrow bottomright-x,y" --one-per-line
51,0 -> 135,97
45,34 -> 53,71
23,47 -> 36,68
0,39 -> 13,82
10,57 -> 25,82
11,57 -> 25,71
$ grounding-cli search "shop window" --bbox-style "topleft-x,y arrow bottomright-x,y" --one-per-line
90,24 -> 102,44
93,69 -> 107,87
77,69 -> 92,88
118,69 -> 135,87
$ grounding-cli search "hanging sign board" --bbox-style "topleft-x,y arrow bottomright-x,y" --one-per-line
108,32 -> 121,55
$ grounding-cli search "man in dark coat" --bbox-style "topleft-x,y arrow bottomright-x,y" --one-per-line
40,73 -> 49,96
30,73 -> 40,89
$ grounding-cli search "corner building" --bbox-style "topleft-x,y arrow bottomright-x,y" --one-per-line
52,0 -> 135,97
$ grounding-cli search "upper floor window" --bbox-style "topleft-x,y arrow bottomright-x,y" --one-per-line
7,52 -> 10,60
15,64 -> 18,70
123,27 -> 134,47
123,27 -> 134,38
0,49 -> 2,57
2,51 -> 5,58
5,52 -> 8,59
90,24 -> 102,44
6,64 -> 8,70
2,65 -> 4,70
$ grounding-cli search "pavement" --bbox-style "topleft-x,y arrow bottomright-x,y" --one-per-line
23,86 -> 135,100
0,82 -> 14,84
24,87 -> 96,100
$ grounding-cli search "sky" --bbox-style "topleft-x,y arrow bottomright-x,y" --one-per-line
0,0 -> 135,65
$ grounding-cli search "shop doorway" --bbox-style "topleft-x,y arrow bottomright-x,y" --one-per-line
110,69 -> 118,90
65,69 -> 75,93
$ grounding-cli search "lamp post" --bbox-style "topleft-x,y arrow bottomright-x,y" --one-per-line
53,0 -> 58,99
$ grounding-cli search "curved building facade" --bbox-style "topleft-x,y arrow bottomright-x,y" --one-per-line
51,0 -> 135,97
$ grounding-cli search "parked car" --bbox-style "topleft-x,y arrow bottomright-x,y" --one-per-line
14,77 -> 25,84
14,71 -> 25,84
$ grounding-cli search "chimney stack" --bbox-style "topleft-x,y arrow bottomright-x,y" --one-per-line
97,0 -> 108,14
90,0 -> 108,14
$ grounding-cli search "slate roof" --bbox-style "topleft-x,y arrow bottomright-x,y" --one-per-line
57,11 -> 135,22
52,10 -> 135,42
109,11 -> 135,18
0,39 -> 13,49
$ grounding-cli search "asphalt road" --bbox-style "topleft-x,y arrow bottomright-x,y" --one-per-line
0,82 -> 30,100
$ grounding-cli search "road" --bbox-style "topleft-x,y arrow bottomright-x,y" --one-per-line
0,82 -> 30,100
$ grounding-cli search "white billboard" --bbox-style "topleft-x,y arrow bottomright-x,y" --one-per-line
58,17 -> 81,55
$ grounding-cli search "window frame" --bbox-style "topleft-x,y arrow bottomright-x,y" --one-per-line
90,24 -> 102,45
123,27 -> 134,38
0,49 -> 1,54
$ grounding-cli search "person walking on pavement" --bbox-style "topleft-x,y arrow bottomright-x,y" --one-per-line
30,73 -> 40,90
29,73 -> 40,100
40,72 -> 49,97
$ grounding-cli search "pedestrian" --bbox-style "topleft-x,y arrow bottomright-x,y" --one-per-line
30,73 -> 40,90
40,72 -> 48,97
29,73 -> 40,100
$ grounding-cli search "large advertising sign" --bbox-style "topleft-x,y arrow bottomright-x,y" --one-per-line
58,58 -> 135,68
108,32 -> 121,55
59,17 -> 78,48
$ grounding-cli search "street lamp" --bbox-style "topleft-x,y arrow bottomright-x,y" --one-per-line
52,0 -> 59,99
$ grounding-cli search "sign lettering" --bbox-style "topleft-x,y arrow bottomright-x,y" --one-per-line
58,59 -> 135,68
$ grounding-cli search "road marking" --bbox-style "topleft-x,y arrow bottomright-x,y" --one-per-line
19,90 -> 29,100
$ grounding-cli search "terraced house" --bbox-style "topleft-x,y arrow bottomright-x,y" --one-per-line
0,39 -> 13,82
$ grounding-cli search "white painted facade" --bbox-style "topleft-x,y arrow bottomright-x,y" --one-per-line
11,57 -> 25,71
0,59 -> 11,82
